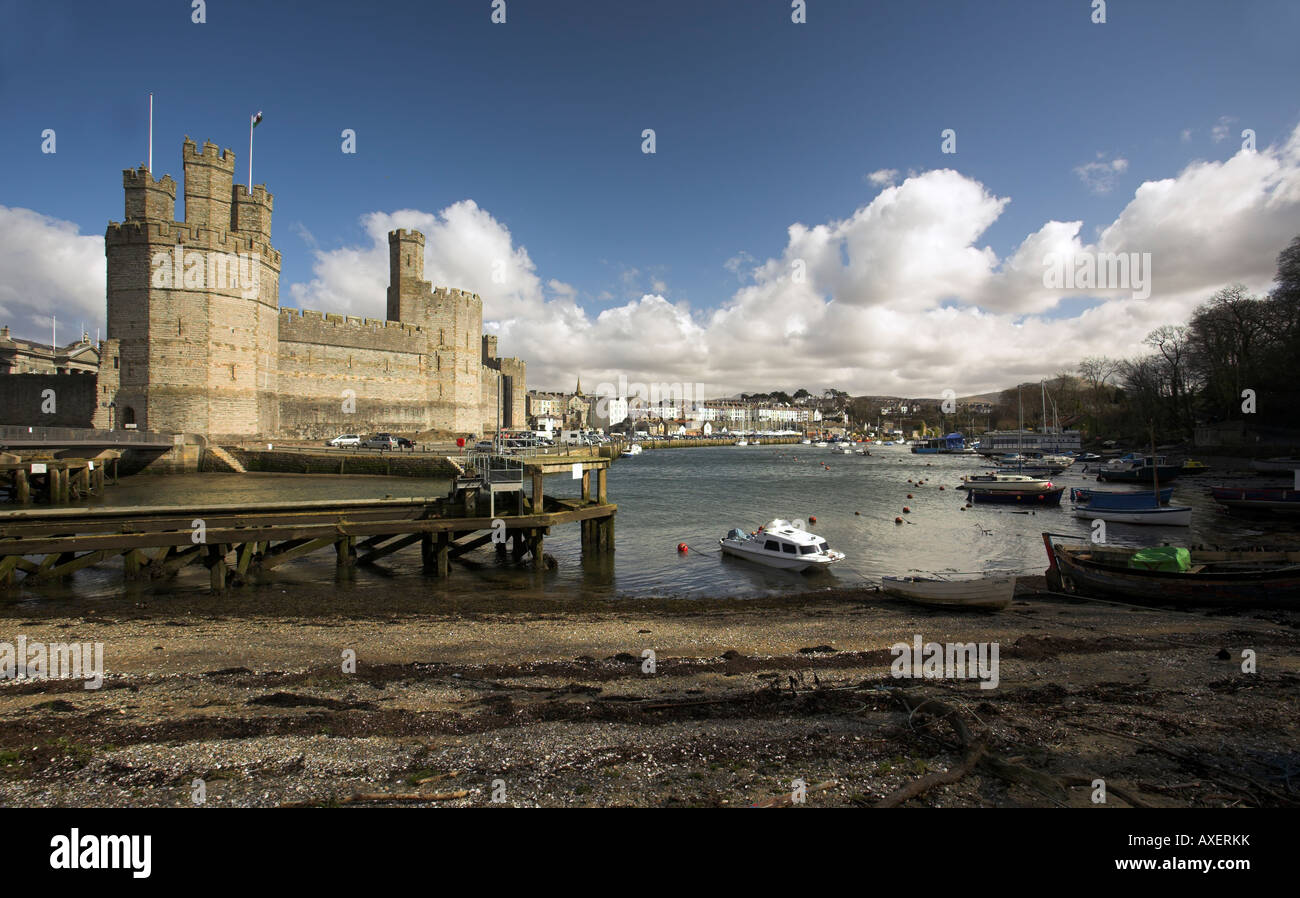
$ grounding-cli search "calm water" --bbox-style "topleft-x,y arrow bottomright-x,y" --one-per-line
11,445 -> 1296,605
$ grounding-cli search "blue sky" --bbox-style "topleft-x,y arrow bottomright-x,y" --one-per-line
2,0 -> 1299,394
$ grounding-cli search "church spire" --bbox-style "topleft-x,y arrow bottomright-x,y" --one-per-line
575,376 -> 583,396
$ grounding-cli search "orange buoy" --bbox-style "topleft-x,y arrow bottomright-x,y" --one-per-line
677,543 -> 688,553
894,516 -> 903,524
809,515 -> 817,523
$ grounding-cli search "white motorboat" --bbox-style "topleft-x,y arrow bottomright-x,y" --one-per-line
734,439 -> 748,446
814,441 -> 828,448
620,443 -> 643,458
881,574 -> 1016,611
1071,504 -> 1192,526
960,473 -> 1054,492
800,439 -> 812,445
719,520 -> 845,571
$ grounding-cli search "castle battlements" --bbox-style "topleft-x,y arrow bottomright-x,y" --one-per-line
279,307 -> 423,335
104,220 -> 281,265
123,167 -> 176,192
182,137 -> 236,168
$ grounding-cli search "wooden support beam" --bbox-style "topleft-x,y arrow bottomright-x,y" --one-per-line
157,544 -> 204,577
16,470 -> 29,506
356,532 -> 421,566
123,548 -> 141,579
0,554 -> 18,588
448,532 -> 493,557
259,537 -> 336,570
530,528 -> 545,570
236,541 -> 256,576
47,549 -> 109,579
597,468 -> 608,504
435,532 -> 450,578
581,469 -> 591,502
421,532 -> 433,567
335,535 -> 356,568
207,544 -> 228,592
533,469 -> 545,510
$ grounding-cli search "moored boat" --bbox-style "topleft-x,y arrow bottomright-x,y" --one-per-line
968,486 -> 1065,505
1096,454 -> 1183,483
1071,502 -> 1192,526
1251,456 -> 1300,473
1071,486 -> 1174,506
620,443 -> 643,458
880,574 -> 1015,611
1209,486 -> 1300,513
718,520 -> 844,571
1042,533 -> 1300,607
961,473 -> 1054,492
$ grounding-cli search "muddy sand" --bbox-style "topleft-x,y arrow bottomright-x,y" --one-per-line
1,580 -> 1297,808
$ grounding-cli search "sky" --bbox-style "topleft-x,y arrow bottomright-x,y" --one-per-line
1,0 -> 1298,398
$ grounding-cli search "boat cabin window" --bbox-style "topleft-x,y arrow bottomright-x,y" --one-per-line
799,545 -> 816,554
781,544 -> 797,554
764,540 -> 781,552
819,542 -> 829,552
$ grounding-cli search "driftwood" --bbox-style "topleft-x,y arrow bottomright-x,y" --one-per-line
877,690 -> 1067,807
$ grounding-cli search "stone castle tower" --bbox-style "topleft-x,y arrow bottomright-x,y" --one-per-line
103,137 -> 523,439
105,138 -> 280,436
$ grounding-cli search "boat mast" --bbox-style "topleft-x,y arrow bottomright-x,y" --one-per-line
1149,422 -> 1160,502
1017,385 -> 1024,474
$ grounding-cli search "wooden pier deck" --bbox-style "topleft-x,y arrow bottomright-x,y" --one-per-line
0,453 -> 121,506
0,454 -> 614,592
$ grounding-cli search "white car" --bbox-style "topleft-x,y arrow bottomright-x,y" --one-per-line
326,434 -> 362,447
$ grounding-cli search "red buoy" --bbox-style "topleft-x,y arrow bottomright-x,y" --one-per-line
677,543 -> 688,553
907,493 -> 913,499
894,516 -> 903,524
809,515 -> 817,523
903,506 -> 911,513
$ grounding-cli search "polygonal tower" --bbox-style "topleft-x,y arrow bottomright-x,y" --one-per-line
105,137 -> 281,437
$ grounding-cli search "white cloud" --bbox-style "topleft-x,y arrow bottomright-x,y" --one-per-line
1212,116 -> 1236,142
0,206 -> 105,337
6,126 -> 1300,399
1074,156 -> 1129,194
866,168 -> 899,187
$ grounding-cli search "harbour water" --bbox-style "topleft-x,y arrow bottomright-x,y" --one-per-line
13,444 -> 1293,605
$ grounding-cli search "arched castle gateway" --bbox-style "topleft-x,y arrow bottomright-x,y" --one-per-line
104,137 -> 525,440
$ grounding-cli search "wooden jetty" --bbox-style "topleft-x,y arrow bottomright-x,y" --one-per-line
1,452 -> 120,506
0,453 -> 613,592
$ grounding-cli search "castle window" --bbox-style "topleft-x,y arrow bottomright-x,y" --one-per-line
113,356 -> 119,369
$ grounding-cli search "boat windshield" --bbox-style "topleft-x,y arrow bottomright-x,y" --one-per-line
799,545 -> 816,555
818,541 -> 829,553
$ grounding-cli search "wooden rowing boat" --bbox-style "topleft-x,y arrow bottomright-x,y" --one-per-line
880,575 -> 1016,611
1041,533 -> 1300,607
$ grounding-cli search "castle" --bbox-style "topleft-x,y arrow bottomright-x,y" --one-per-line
98,137 -> 524,439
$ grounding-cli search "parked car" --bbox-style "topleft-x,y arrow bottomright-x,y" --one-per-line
362,433 -> 398,450
326,434 -> 362,447
395,437 -> 414,450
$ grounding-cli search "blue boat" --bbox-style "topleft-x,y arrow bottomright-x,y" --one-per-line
911,432 -> 971,454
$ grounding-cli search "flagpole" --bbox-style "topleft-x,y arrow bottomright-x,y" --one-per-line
248,113 -> 254,191
147,92 -> 153,172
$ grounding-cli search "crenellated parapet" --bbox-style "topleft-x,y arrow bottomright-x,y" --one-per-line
122,167 -> 177,221
104,219 -> 281,266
